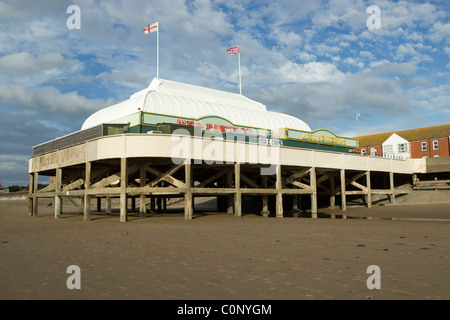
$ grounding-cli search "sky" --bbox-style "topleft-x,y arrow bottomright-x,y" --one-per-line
0,0 -> 449,187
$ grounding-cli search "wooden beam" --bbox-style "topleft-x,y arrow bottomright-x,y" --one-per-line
192,187 -> 235,194
290,180 -> 312,190
62,178 -> 85,192
126,187 -> 187,195
350,180 -> 367,191
348,171 -> 367,184
240,172 -> 260,188
316,174 -> 331,193
288,168 -> 311,181
196,169 -> 228,188
38,183 -> 56,193
91,173 -> 120,189
145,163 -> 186,188
91,165 -> 139,189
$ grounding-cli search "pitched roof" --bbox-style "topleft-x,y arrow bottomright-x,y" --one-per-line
358,124 -> 450,147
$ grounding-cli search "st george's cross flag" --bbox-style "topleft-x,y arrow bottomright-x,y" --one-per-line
227,46 -> 239,54
143,21 -> 158,34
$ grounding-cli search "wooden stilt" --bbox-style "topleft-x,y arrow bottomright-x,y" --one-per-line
390,171 -> 396,204
276,164 -> 283,218
84,161 -> 91,222
184,160 -> 193,219
55,167 -> 62,219
310,167 -> 317,219
33,172 -> 39,217
227,169 -> 233,214
140,166 -> 147,217
340,169 -> 347,217
234,162 -> 242,217
261,175 -> 269,217
120,158 -> 127,222
106,196 -> 111,215
28,173 -> 34,217
366,171 -> 372,208
330,174 -> 336,210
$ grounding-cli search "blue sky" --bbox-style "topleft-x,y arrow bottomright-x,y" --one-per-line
0,0 -> 449,186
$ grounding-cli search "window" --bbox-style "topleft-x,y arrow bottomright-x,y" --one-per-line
434,155 -> 439,158
361,148 -> 366,155
371,148 -> 376,156
421,142 -> 427,152
383,145 -> 393,153
433,140 -> 439,150
398,143 -> 408,153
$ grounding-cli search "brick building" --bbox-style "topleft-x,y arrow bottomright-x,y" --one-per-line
354,124 -> 450,159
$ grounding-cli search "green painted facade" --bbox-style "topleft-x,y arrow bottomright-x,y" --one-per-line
114,111 -> 356,153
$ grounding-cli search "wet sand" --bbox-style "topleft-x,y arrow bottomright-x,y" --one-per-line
0,199 -> 449,300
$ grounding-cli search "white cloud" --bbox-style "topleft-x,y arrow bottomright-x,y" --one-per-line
396,43 -> 416,60
0,52 -> 82,77
377,62 -> 417,75
429,22 -> 450,42
0,83 -> 113,116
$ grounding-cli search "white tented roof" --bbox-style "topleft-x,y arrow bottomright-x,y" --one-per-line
81,78 -> 311,132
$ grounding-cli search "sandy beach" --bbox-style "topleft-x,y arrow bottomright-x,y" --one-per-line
0,195 -> 449,300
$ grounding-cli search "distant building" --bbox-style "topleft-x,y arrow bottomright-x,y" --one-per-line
353,124 -> 450,160
0,184 -> 9,194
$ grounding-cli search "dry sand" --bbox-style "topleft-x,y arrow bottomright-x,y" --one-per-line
0,196 -> 449,300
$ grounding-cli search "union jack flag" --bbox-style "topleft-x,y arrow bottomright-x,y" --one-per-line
227,46 -> 239,54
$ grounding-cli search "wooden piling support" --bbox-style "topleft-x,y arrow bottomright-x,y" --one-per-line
340,169 -> 347,217
33,172 -> 39,217
389,171 -> 396,204
84,161 -> 91,222
55,167 -> 62,219
106,196 -> 111,215
140,165 -> 147,217
276,164 -> 283,218
120,158 -> 127,222
184,160 -> 193,219
310,167 -> 317,219
28,173 -> 34,217
366,171 -> 372,208
234,162 -> 242,217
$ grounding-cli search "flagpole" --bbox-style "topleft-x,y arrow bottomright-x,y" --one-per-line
157,20 -> 159,79
238,44 -> 242,95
